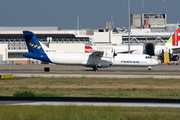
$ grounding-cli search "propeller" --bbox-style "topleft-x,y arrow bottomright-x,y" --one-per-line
113,50 -> 117,57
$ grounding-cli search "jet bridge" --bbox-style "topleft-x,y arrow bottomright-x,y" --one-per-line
143,42 -> 155,56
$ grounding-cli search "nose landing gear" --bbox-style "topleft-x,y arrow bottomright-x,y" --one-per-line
148,66 -> 151,71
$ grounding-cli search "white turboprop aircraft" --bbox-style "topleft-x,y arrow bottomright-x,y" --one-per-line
85,28 -> 180,59
22,31 -> 158,71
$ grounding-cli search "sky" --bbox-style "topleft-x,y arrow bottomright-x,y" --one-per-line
0,0 -> 179,30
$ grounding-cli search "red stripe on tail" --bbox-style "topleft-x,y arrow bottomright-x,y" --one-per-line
85,46 -> 93,53
172,28 -> 180,46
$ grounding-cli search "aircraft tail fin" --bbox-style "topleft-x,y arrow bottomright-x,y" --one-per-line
23,31 -> 49,53
23,31 -> 51,62
164,28 -> 180,46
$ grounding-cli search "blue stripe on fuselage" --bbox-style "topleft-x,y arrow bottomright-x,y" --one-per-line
22,53 -> 51,62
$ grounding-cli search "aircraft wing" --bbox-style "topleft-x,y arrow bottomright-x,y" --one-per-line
115,50 -> 137,54
90,50 -> 104,57
171,47 -> 180,51
170,48 -> 180,55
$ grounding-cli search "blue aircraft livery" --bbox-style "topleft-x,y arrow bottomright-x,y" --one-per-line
121,61 -> 140,63
22,31 -> 51,62
120,61 -> 148,63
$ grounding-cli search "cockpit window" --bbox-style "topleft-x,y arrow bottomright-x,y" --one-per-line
145,56 -> 152,59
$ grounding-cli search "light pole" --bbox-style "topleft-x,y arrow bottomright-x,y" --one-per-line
128,0 -> 131,54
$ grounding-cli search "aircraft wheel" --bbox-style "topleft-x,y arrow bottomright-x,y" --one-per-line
148,66 -> 151,71
93,66 -> 98,71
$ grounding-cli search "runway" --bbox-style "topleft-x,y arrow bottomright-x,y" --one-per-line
8,102 -> 180,108
0,63 -> 180,79
1,101 -> 180,108
1,97 -> 180,108
2,64 -> 179,78
0,63 -> 180,72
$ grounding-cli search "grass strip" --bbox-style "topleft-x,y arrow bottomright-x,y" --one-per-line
1,77 -> 180,98
13,90 -> 61,97
0,105 -> 180,120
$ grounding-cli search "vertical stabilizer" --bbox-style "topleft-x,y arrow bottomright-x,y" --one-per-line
23,31 -> 51,62
23,31 -> 49,53
164,28 -> 180,46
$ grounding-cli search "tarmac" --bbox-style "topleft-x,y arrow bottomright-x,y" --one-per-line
0,63 -> 180,72
0,64 -> 180,78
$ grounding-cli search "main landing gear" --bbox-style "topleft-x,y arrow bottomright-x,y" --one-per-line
93,66 -> 98,71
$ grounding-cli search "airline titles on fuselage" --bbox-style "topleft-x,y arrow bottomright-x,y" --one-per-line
121,61 -> 148,63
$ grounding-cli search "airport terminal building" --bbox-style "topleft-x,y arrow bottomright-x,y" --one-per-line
0,27 -> 91,64
0,13 -> 179,64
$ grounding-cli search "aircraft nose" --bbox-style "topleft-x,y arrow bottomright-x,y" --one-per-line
154,60 -> 159,65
